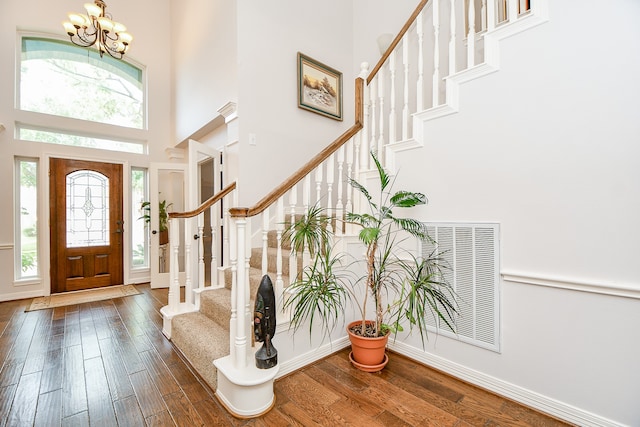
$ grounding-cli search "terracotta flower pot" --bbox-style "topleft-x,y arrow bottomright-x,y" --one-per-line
347,320 -> 389,372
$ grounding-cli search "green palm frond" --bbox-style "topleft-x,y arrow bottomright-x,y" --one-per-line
283,204 -> 330,258
390,190 -> 427,208
348,177 -> 372,202
371,150 -> 390,191
283,247 -> 351,340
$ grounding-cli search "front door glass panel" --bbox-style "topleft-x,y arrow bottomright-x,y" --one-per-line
66,170 -> 110,247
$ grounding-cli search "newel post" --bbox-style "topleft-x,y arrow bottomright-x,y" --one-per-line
214,212 -> 279,418
233,216 -> 248,369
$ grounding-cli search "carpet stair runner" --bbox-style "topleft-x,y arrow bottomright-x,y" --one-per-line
170,229 -> 297,390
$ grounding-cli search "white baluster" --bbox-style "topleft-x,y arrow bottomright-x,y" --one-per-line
315,164 -> 323,206
222,194 -> 231,272
198,213 -> 205,290
243,219 -> 251,362
302,175 -> 311,268
262,207 -> 269,276
433,0 -> 441,107
388,51 -> 396,145
234,217 -> 247,369
508,0 -> 518,22
346,139 -> 355,235
402,33 -> 410,140
487,0 -> 496,31
275,197 -> 284,304
467,0 -> 476,68
210,202 -> 218,288
168,217 -> 180,311
449,0 -> 457,77
360,63 -> 370,171
335,146 -> 345,236
326,155 -> 334,233
369,74 -> 377,166
481,0 -> 487,31
418,10 -> 425,113
377,67 -> 385,161
184,217 -> 193,306
288,185 -> 298,287
228,215 -> 237,362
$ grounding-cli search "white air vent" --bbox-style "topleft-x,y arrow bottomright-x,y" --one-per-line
422,223 -> 500,352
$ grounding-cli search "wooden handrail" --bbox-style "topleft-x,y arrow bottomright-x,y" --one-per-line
367,0 -> 429,85
230,77 -> 364,219
169,181 -> 237,219
227,1 -> 428,220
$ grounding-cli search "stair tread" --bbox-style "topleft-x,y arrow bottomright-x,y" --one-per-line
171,311 -> 229,390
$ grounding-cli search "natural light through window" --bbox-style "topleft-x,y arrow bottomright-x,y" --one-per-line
20,37 -> 144,129
16,158 -> 39,280
131,168 -> 149,269
17,125 -> 145,155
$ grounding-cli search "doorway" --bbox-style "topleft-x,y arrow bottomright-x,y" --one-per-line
49,158 -> 124,293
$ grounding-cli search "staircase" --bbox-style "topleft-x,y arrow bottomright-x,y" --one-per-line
169,228 -> 295,391
160,0 -> 550,417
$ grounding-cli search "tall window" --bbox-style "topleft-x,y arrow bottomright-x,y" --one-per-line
18,36 -> 145,154
16,158 -> 39,280
131,168 -> 149,269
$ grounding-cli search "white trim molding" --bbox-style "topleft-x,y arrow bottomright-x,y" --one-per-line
501,271 -> 640,300
274,335 -> 350,379
388,341 -> 625,427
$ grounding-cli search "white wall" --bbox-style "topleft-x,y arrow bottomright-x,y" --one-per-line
171,0 -> 238,143
388,1 -> 640,425
0,0 -> 173,299
234,0 -> 355,206
352,0 -> 418,76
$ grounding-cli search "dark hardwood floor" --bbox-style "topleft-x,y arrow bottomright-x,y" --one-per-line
0,284 -> 572,426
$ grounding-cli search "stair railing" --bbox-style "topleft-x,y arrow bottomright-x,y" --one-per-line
362,0 -> 533,171
160,181 -> 237,338
221,0 -> 537,372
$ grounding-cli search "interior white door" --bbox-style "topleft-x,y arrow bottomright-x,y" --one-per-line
188,139 -> 222,288
149,162 -> 186,288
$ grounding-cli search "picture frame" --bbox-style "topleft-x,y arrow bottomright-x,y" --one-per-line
297,52 -> 343,121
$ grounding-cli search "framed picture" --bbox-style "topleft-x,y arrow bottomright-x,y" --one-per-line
297,52 -> 343,121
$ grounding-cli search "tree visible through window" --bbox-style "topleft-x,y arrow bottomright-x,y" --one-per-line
21,37 -> 143,128
17,159 -> 39,279
19,37 -> 145,153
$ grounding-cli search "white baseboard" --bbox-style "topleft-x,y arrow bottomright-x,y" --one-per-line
275,336 -> 350,378
0,289 -> 44,302
387,340 -> 624,427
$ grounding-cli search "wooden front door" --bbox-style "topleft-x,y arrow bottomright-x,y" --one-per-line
50,158 -> 124,293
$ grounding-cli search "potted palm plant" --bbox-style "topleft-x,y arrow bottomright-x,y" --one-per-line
284,152 -> 457,372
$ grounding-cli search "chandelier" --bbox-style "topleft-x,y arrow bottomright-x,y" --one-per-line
62,0 -> 133,60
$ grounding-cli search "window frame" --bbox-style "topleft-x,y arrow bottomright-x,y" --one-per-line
130,167 -> 150,270
15,32 -> 148,154
14,157 -> 40,283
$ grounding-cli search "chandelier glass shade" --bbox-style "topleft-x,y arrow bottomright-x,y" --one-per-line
62,0 -> 133,59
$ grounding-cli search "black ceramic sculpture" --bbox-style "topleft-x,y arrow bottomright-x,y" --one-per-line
254,275 -> 277,369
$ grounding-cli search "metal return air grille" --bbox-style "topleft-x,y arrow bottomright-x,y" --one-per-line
422,223 -> 500,352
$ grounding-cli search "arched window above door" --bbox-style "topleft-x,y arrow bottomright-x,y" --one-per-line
17,36 -> 146,154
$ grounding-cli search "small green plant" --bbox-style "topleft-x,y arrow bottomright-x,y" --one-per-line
139,200 -> 172,232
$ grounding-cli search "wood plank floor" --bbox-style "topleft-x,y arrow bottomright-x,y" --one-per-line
0,284 -> 572,427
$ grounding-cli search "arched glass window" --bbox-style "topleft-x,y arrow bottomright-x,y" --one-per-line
18,36 -> 145,153
20,37 -> 143,128
66,170 -> 110,248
